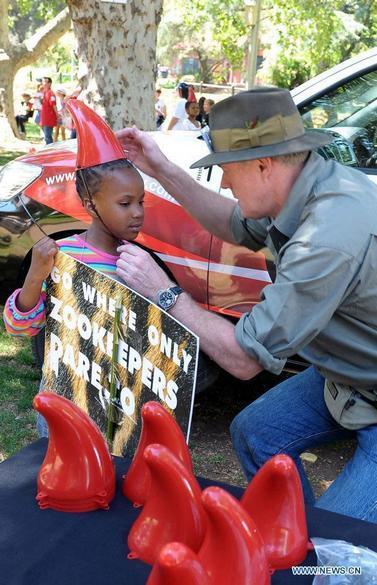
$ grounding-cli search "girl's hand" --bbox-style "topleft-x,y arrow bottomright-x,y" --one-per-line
29,237 -> 59,282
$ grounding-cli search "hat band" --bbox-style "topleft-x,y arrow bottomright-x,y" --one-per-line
211,113 -> 305,153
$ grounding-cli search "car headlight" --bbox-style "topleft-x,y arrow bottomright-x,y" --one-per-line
0,161 -> 42,202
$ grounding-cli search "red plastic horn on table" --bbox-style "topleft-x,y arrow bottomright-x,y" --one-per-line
33,392 -> 116,512
127,444 -> 206,565
198,487 -> 270,585
241,454 -> 308,570
122,401 -> 193,506
147,542 -> 210,585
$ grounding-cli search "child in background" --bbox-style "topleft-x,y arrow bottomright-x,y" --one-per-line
53,87 -> 68,141
33,81 -> 43,126
196,96 -> 206,126
15,93 -> 34,135
202,98 -> 215,127
155,88 -> 167,129
3,99 -> 145,435
181,101 -> 201,131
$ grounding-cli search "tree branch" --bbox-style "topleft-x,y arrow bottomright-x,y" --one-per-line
11,7 -> 71,70
0,0 -> 9,50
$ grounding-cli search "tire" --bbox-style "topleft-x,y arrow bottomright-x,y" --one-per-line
195,351 -> 220,393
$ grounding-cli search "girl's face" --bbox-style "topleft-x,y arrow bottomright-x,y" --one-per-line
90,167 -> 145,242
187,102 -> 200,118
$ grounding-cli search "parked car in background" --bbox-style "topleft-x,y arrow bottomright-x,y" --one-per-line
1,48 -> 377,376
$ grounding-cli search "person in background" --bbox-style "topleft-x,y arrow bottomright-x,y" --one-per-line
40,77 -> 57,145
188,85 -> 197,103
32,80 -> 43,126
155,88 -> 167,129
181,101 -> 201,130
202,98 -> 215,127
167,81 -> 189,130
53,87 -> 67,142
196,96 -> 206,126
15,93 -> 34,136
65,83 -> 82,139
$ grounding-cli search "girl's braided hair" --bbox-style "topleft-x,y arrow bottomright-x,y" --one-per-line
76,159 -> 134,202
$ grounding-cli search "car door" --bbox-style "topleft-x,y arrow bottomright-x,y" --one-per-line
207,168 -> 272,319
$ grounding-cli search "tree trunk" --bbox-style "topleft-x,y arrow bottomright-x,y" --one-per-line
0,3 -> 71,141
66,0 -> 163,131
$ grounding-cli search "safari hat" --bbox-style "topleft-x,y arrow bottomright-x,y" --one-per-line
190,86 -> 333,169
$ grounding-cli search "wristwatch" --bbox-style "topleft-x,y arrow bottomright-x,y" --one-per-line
156,285 -> 183,312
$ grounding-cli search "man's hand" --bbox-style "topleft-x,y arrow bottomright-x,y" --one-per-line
116,243 -> 173,301
29,236 -> 59,282
116,126 -> 169,178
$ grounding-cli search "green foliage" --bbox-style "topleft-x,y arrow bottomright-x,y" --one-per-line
158,0 -> 377,89
158,79 -> 177,89
266,0 -> 377,88
183,0 -> 247,73
9,0 -> 65,40
158,0 -> 247,83
36,43 -> 75,75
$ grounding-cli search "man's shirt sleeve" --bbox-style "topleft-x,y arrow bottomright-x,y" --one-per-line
235,241 -> 356,374
230,204 -> 268,250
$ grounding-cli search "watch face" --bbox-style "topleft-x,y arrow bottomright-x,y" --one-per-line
159,290 -> 175,310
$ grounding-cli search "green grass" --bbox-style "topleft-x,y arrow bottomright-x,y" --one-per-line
24,120 -> 43,143
0,121 -> 42,167
0,311 -> 39,461
0,150 -> 25,167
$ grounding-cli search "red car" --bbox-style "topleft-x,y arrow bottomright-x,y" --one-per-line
2,49 -> 377,378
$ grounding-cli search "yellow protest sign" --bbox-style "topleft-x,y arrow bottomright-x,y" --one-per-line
43,251 -> 198,456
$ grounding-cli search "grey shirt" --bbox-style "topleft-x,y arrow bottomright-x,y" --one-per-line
231,152 -> 377,390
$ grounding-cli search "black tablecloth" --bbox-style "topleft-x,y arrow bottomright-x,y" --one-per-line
1,439 -> 376,585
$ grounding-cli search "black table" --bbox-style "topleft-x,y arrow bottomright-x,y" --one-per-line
1,440 -> 376,585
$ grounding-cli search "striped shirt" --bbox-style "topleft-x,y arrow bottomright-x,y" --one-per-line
3,234 -> 120,337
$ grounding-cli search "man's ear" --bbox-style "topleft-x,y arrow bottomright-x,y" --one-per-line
257,157 -> 273,179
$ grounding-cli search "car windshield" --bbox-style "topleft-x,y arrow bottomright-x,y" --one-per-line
300,70 -> 377,131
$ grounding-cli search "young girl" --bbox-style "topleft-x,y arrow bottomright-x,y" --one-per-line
181,101 -> 201,131
3,99 -> 144,434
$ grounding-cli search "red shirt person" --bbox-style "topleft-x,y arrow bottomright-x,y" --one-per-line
40,77 -> 57,144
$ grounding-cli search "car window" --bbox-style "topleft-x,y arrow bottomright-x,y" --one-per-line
299,70 -> 377,169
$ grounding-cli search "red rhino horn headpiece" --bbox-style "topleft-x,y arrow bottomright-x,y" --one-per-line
33,391 -> 116,512
66,98 -> 126,169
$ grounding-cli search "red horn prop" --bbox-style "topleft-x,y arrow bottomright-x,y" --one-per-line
147,542 -> 210,585
241,454 -> 308,570
34,392 -> 115,512
66,98 -> 126,169
127,443 -> 206,565
198,487 -> 270,585
122,401 -> 193,506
